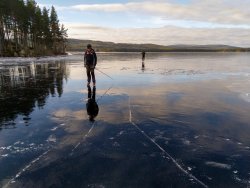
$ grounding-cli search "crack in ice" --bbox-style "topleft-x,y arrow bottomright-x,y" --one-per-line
70,121 -> 96,155
128,96 -> 208,188
3,149 -> 51,188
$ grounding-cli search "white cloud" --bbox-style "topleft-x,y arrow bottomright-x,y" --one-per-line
65,23 -> 250,47
71,3 -> 130,12
66,1 -> 250,26
38,1 -> 250,47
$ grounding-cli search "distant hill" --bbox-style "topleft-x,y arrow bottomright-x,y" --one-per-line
67,38 -> 250,52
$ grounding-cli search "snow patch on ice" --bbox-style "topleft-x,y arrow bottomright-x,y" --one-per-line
117,131 -> 124,136
46,135 -> 57,143
239,93 -> 250,102
51,127 -> 58,131
112,142 -> 120,147
87,184 -> 105,188
205,161 -> 231,169
182,139 -> 191,145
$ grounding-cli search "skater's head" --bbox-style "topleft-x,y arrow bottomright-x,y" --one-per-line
87,44 -> 92,49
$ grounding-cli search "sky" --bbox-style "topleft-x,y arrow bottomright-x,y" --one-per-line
36,0 -> 250,47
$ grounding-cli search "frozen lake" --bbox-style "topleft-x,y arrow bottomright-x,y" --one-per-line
0,52 -> 250,187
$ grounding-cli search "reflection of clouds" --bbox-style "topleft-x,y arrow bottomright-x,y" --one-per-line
227,78 -> 250,103
51,109 -> 86,135
126,81 -> 247,115
52,109 -> 72,118
43,55 -> 250,155
103,80 -> 250,144
52,109 -> 85,121
50,108 -> 103,145
2,54 -> 249,187
97,94 -> 130,124
240,93 -> 250,102
68,64 -> 85,80
98,106 -> 128,124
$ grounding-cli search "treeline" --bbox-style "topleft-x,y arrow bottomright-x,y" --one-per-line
67,39 -> 171,52
0,0 -> 67,57
67,39 -> 250,52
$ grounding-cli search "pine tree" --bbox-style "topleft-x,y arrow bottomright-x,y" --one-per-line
42,7 -> 52,50
0,0 -> 5,56
59,24 -> 68,54
50,6 -> 60,54
0,0 -> 67,56
26,0 -> 37,49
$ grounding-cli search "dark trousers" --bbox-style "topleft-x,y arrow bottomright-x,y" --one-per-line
86,66 -> 95,83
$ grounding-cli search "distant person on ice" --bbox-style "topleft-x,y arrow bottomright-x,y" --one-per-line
142,51 -> 146,61
84,44 -> 97,86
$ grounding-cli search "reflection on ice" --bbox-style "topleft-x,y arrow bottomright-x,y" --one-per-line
86,86 -> 99,122
0,60 -> 69,127
1,53 -> 250,187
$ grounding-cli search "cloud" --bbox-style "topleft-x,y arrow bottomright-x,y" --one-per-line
65,23 -> 250,47
71,3 -> 129,12
64,23 -> 110,31
38,1 -> 250,47
66,1 -> 250,26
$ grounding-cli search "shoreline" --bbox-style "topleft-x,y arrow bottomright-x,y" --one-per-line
1,51 -> 250,63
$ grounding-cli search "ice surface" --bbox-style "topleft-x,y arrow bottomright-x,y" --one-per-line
1,52 -> 250,187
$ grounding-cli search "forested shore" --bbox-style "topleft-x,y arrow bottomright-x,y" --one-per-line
0,0 -> 67,57
67,39 -> 250,52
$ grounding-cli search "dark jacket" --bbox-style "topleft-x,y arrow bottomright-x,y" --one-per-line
84,48 -> 97,67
